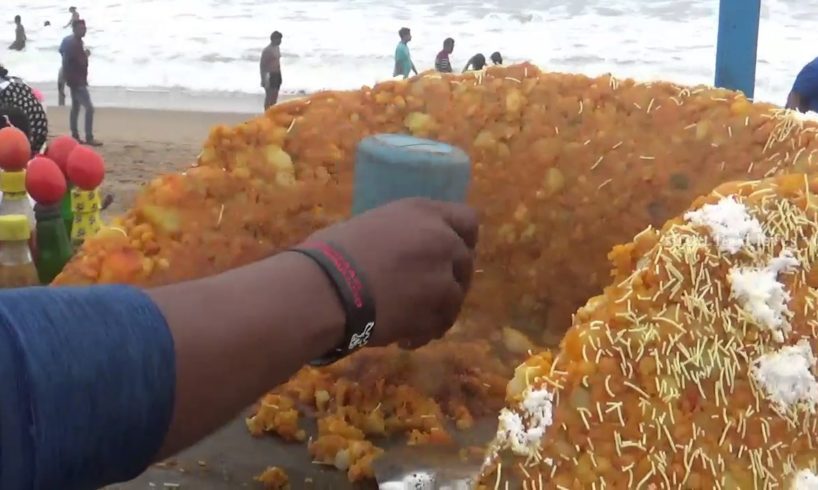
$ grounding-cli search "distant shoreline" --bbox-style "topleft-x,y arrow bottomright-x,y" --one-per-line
28,83 -> 308,114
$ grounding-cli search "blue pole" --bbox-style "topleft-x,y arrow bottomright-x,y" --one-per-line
714,0 -> 761,99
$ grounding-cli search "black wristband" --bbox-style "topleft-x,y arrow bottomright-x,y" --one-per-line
289,241 -> 376,366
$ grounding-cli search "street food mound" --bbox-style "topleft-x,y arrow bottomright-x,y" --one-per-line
52,64 -> 818,483
478,173 -> 818,489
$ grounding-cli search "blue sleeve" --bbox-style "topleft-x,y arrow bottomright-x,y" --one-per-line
0,285 -> 176,490
793,62 -> 818,99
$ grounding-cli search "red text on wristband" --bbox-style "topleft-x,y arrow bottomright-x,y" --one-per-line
290,240 -> 376,365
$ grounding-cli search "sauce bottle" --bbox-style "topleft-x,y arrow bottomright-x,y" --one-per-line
0,125 -> 35,231
45,135 -> 80,237
65,145 -> 106,248
70,188 -> 102,248
33,203 -> 73,284
0,215 -> 39,288
26,156 -> 71,284
0,170 -> 35,230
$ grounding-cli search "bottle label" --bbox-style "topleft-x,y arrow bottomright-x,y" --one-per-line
71,189 -> 102,243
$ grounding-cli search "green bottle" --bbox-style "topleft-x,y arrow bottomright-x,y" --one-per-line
33,203 -> 73,284
60,184 -> 74,239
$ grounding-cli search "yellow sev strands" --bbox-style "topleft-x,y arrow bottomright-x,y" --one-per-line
479,173 -> 818,489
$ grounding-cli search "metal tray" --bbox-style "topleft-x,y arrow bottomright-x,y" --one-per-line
104,410 -> 497,490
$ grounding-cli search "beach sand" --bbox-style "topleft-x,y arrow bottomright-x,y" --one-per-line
46,106 -> 253,217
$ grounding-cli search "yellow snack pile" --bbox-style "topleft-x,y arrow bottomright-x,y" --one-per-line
479,173 -> 818,489
53,64 -> 818,482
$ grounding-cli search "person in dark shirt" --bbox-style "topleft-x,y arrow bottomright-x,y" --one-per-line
9,15 -> 26,51
57,32 -> 76,106
787,57 -> 818,114
435,38 -> 455,73
463,53 -> 487,73
490,51 -> 503,66
62,20 -> 102,146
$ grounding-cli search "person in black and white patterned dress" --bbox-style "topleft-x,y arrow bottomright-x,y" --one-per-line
0,64 -> 49,154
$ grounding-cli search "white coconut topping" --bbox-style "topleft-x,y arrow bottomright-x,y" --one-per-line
792,469 -> 818,490
752,339 -> 818,413
495,387 -> 554,458
729,251 -> 799,342
684,195 -> 765,254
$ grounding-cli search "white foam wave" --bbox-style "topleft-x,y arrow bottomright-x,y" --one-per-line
1,0 -> 816,104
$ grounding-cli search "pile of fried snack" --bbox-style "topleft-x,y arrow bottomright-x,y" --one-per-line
478,175 -> 818,489
54,64 -> 818,486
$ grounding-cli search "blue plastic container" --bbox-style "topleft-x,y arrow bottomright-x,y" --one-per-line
352,134 -> 471,215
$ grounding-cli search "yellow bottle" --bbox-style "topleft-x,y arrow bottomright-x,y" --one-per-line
0,215 -> 39,288
0,170 -> 35,231
70,188 -> 103,247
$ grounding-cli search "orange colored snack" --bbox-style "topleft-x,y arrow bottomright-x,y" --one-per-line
51,65 -> 818,482
255,466 -> 289,489
479,173 -> 818,489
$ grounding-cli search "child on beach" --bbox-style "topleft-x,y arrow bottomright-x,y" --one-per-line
463,53 -> 487,73
64,6 -> 80,28
394,27 -> 417,79
435,38 -> 455,73
8,15 -> 26,51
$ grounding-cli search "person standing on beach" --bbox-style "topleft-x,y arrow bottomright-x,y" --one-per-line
260,31 -> 283,110
58,8 -> 81,105
8,15 -> 26,51
394,27 -> 417,79
435,38 -> 454,73
58,34 -> 71,106
64,6 -> 80,28
62,20 -> 102,146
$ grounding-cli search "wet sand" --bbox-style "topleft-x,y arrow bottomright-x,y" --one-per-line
46,106 -> 252,217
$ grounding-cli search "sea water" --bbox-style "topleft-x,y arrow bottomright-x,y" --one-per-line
2,0 -> 817,106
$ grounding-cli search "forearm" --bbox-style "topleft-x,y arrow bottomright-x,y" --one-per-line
0,252 -> 344,489
151,251 -> 344,458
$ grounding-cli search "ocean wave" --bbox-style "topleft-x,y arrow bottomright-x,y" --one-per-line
2,0 -> 816,104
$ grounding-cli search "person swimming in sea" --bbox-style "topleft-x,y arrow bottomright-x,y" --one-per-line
9,15 -> 26,51
65,6 -> 80,28
463,53 -> 487,73
490,52 -> 503,65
